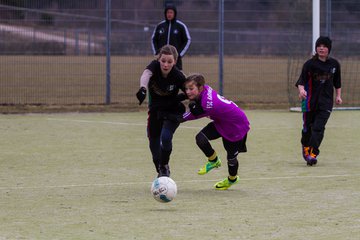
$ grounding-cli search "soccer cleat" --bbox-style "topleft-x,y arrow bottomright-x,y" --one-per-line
214,176 -> 239,190
198,158 -> 221,175
302,146 -> 310,161
158,164 -> 170,177
306,151 -> 318,166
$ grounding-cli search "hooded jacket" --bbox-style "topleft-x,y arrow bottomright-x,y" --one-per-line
151,5 -> 191,57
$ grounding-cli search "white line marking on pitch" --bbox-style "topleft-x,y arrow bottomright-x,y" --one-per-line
46,117 -> 304,130
47,118 -> 145,126
47,118 -> 201,129
0,174 -> 358,191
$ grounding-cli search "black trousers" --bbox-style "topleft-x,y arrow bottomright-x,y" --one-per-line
301,109 -> 331,155
147,111 -> 180,172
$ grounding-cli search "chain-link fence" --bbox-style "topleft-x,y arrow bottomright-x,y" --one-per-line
1,0 -> 359,110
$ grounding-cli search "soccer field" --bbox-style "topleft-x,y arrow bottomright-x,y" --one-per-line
0,110 -> 359,239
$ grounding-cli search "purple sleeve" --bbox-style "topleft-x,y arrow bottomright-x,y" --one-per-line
182,111 -> 208,122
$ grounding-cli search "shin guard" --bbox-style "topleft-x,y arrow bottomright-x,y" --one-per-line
228,157 -> 239,177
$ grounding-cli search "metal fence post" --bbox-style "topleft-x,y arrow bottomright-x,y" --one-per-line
105,0 -> 111,104
326,0 -> 332,37
218,0 -> 224,95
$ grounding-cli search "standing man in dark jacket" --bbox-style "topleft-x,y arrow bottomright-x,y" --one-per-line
151,4 -> 191,70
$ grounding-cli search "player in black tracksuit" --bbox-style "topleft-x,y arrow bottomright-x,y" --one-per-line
295,36 -> 342,166
136,45 -> 186,177
151,4 -> 191,70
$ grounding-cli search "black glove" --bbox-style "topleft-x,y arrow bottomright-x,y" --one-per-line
178,102 -> 186,114
176,93 -> 187,102
136,87 -> 146,105
189,101 -> 204,116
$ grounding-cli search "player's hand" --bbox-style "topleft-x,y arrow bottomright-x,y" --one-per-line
136,87 -> 146,105
298,89 -> 307,100
189,101 -> 204,116
335,96 -> 342,105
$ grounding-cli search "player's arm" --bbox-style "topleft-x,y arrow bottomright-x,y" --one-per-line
334,61 -> 342,105
151,25 -> 160,55
182,100 -> 207,122
136,69 -> 152,105
178,23 -> 191,57
335,88 -> 342,105
176,73 -> 188,102
295,63 -> 309,100
140,69 -> 152,89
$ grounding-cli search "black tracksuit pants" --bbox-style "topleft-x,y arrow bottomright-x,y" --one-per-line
301,109 -> 331,155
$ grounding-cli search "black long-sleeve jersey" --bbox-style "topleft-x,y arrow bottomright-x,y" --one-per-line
296,57 -> 341,112
146,60 -> 186,112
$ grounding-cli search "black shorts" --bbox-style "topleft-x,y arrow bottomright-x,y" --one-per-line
147,110 -> 180,139
201,122 -> 247,155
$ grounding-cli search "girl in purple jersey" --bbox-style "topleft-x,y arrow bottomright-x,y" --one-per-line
182,74 -> 250,190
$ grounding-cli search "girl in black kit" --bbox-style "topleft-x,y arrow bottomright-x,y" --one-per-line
296,36 -> 342,166
136,45 -> 186,177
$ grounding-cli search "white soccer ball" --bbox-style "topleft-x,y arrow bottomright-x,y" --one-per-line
151,176 -> 177,203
